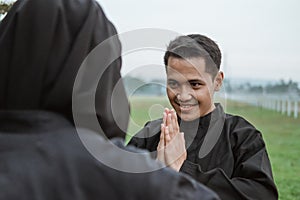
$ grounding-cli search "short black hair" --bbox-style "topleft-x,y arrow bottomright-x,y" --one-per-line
164,34 -> 221,78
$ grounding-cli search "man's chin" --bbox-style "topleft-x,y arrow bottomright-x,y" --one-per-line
178,113 -> 199,122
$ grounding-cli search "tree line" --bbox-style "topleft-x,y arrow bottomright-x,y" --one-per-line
0,1 -> 14,15
224,79 -> 300,95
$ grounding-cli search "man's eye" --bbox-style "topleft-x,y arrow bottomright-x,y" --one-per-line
190,82 -> 202,88
168,81 -> 179,89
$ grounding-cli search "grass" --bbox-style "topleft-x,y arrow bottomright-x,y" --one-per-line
226,101 -> 300,200
127,96 -> 300,200
126,96 -> 171,139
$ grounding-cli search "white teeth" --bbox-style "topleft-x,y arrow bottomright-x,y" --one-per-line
177,103 -> 197,111
181,105 -> 191,108
179,105 -> 194,111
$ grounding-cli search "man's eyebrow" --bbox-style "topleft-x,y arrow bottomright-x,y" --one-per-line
167,78 -> 177,81
189,79 -> 204,82
167,78 -> 205,83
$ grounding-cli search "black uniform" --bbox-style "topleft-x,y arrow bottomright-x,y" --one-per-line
130,104 -> 278,200
0,0 -> 219,199
0,111 -> 220,200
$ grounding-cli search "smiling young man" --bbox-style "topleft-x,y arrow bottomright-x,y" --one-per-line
129,34 -> 278,200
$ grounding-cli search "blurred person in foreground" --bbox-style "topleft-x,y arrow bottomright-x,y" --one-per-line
0,0 -> 220,199
130,34 -> 278,200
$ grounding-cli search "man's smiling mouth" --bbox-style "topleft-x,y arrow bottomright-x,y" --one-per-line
175,102 -> 198,112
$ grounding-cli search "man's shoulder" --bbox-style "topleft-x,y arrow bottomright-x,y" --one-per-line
223,113 -> 263,144
144,118 -> 163,129
134,118 -> 163,137
224,113 -> 256,129
211,103 -> 256,131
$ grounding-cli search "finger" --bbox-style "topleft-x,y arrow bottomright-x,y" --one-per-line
157,139 -> 164,156
157,124 -> 166,163
171,109 -> 179,133
160,124 -> 165,146
162,111 -> 167,126
165,108 -> 170,114
164,126 -> 171,144
180,132 -> 187,159
156,140 -> 165,163
167,113 -> 174,138
171,109 -> 178,125
180,132 -> 186,148
157,140 -> 163,151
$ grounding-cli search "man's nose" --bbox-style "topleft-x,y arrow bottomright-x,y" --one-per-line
177,85 -> 192,102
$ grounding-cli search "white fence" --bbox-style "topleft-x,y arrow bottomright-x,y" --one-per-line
226,93 -> 299,119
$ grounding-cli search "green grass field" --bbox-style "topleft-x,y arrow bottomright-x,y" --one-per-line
127,96 -> 300,200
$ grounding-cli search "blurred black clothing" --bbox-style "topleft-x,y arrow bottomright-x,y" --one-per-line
0,111 -> 220,200
130,104 -> 278,200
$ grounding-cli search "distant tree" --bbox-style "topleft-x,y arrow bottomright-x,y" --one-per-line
249,85 -> 263,93
265,79 -> 300,94
123,76 -> 146,95
0,1 -> 14,15
232,79 -> 300,95
223,79 -> 232,93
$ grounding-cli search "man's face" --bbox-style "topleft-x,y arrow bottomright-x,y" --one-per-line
166,56 -> 222,121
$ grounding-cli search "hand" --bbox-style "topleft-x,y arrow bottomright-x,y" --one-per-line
157,108 -> 177,165
156,108 -> 187,171
164,125 -> 187,171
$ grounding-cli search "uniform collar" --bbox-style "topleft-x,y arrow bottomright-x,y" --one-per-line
178,103 -> 224,128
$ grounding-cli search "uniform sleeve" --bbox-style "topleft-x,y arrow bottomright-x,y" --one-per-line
129,120 -> 162,151
180,126 -> 278,200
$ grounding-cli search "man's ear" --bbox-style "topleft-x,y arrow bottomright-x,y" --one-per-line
214,71 -> 224,91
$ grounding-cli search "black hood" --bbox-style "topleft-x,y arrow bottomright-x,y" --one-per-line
0,0 -> 129,138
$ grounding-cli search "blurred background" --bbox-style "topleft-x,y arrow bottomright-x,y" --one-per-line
1,0 -> 299,199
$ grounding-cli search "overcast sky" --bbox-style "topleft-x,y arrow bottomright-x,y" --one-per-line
97,0 -> 300,83
3,0 -> 299,82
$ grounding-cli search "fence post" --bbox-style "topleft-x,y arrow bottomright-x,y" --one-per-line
271,99 -> 275,110
273,99 -> 277,111
294,101 -> 298,119
277,99 -> 281,112
281,99 -> 286,114
287,100 -> 291,117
